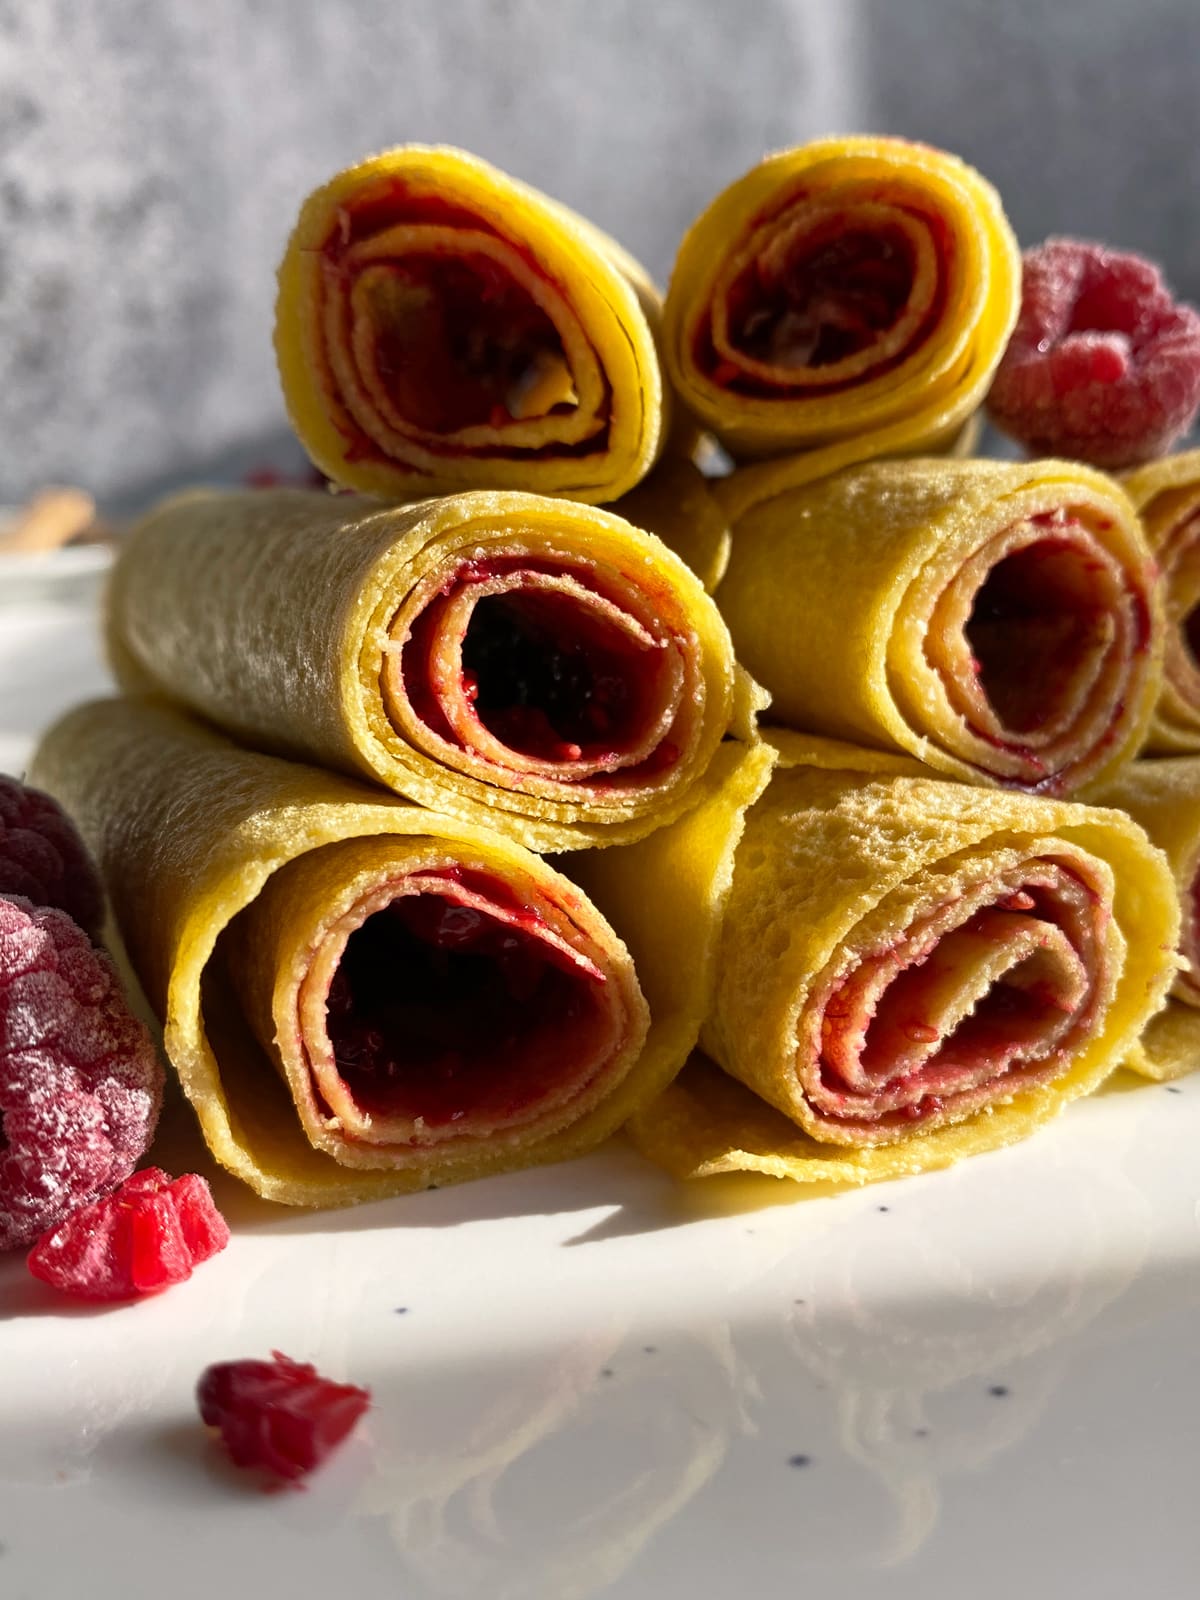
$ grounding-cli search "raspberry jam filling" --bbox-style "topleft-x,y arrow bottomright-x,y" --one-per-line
458,591 -> 666,762
321,872 -> 610,1129
391,556 -> 686,780
698,196 -> 946,395
727,224 -> 917,372
346,253 -> 576,435
964,536 -> 1114,735
805,858 -> 1106,1139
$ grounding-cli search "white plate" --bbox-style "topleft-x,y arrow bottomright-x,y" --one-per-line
2,602 -> 1198,1600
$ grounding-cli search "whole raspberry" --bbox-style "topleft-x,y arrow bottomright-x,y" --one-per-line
987,237 -> 1200,469
0,775 -> 105,940
0,896 -> 163,1251
198,1352 -> 371,1484
27,1166 -> 229,1299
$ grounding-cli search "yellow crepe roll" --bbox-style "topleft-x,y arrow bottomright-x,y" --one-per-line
108,487 -> 741,853
1124,449 -> 1200,752
629,748 -> 1178,1186
716,458 -> 1162,797
276,146 -> 665,504
612,456 -> 733,593
660,136 -> 1019,520
29,698 -> 774,1205
1094,756 -> 1200,1081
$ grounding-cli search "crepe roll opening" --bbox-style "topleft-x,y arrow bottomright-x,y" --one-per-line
384,552 -> 695,794
926,509 -> 1151,789
337,238 -> 583,443
277,148 -> 664,503
707,197 -> 944,393
1157,505 -> 1200,722
804,851 -> 1113,1142
229,839 -> 648,1165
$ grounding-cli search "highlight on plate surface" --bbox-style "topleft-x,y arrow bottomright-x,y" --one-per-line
5,126 -> 1200,1346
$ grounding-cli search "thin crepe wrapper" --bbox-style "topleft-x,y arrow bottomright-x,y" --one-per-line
1124,449 -> 1200,752
29,698 -> 774,1206
612,457 -> 732,593
276,145 -> 665,504
660,136 -> 1020,523
1095,756 -> 1200,1081
629,747 -> 1178,1186
107,487 -> 740,854
715,458 -> 1162,798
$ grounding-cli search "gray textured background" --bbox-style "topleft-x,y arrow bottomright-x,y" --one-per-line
1,0 -> 1198,505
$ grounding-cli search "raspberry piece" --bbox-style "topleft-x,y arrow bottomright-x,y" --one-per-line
0,776 -> 105,940
987,237 -> 1200,469
27,1166 -> 230,1299
197,1352 -> 370,1483
0,896 -> 162,1251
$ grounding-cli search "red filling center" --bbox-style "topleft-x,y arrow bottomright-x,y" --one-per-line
402,561 -> 677,768
857,902 -> 1067,1083
965,535 -> 1112,734
727,224 -> 917,370
361,253 -> 570,433
323,871 -> 608,1127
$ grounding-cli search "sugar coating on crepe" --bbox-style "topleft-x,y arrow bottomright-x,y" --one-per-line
629,761 -> 1178,1185
987,239 -> 1200,470
660,135 -> 1019,521
108,488 -> 739,854
1124,450 -> 1200,753
275,146 -> 666,503
716,457 -> 1162,797
29,699 -> 773,1205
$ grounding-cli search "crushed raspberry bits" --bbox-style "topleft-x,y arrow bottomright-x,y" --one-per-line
986,236 -> 1200,469
28,1166 -> 229,1300
197,1352 -> 371,1483
0,775 -> 106,941
0,895 -> 162,1251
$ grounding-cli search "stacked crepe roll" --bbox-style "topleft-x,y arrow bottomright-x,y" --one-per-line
629,734 -> 1178,1184
31,135 -> 1191,1209
1124,450 -> 1200,751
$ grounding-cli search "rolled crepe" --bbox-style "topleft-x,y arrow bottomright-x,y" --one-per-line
30,698 -> 774,1205
276,146 -> 665,504
613,457 -> 733,594
660,136 -> 1020,522
716,458 -> 1162,797
629,736 -> 1178,1185
1094,756 -> 1200,1081
1124,449 -> 1200,752
108,487 -> 740,853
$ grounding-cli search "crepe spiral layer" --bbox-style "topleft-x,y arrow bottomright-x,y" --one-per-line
1095,755 -> 1200,1082
715,458 -> 1162,797
276,146 -> 666,504
629,740 -> 1178,1185
661,135 -> 1020,520
1124,449 -> 1200,752
107,488 -> 739,853
29,699 -> 775,1203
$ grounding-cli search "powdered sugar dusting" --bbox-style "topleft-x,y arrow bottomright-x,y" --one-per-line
0,897 -> 163,1251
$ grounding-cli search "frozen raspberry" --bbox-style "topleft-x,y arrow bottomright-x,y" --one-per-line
0,896 -> 162,1251
987,237 -> 1200,469
27,1166 -> 229,1299
0,776 -> 105,940
197,1352 -> 370,1483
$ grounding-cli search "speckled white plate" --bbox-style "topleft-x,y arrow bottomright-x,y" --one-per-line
2,601 -> 1198,1600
